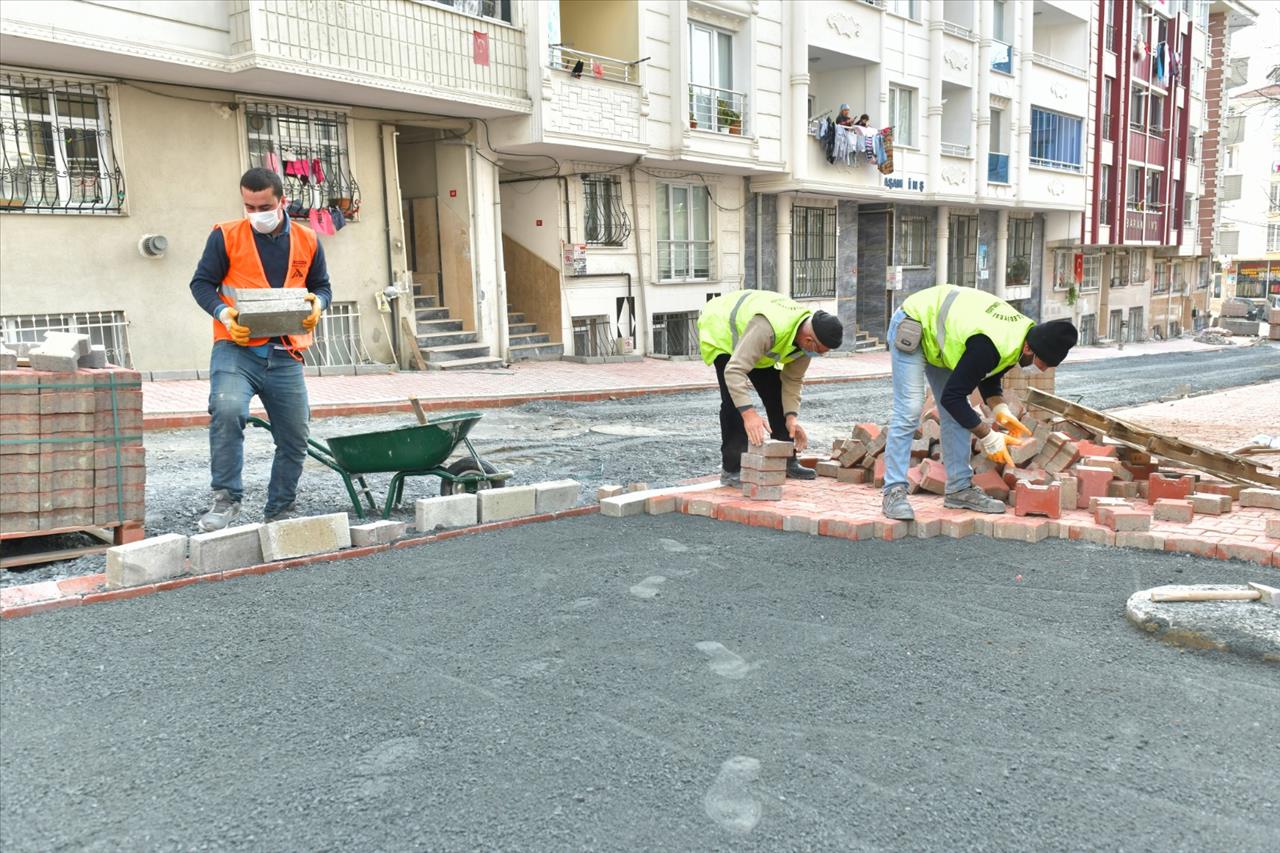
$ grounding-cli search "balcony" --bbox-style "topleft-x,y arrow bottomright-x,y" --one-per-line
991,40 -> 1013,75
1123,207 -> 1166,243
689,84 -> 749,136
1031,52 -> 1086,78
941,143 -> 971,158
988,153 -> 1010,184
543,46 -> 645,149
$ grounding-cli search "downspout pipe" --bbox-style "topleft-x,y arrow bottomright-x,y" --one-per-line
628,162 -> 646,354
378,125 -> 400,367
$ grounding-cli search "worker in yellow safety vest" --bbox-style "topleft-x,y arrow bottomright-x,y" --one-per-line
882,284 -> 1077,521
698,290 -> 844,486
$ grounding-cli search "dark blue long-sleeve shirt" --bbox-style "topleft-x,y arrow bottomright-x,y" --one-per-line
189,216 -> 332,353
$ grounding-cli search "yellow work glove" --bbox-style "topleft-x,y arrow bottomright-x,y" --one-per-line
992,403 -> 1032,439
220,307 -> 251,346
302,293 -> 323,332
979,429 -> 1026,467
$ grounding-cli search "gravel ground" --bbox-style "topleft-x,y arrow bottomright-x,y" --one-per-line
1,516 -> 1277,851
3,344 -> 1278,588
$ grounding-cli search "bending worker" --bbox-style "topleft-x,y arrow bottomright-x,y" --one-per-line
189,167 -> 330,531
882,284 -> 1077,521
698,290 -> 844,486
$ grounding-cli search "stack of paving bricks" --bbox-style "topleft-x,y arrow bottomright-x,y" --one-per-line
741,440 -> 791,501
817,423 -> 885,487
1,333 -> 144,540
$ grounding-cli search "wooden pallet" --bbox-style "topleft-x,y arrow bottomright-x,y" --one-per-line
1026,388 -> 1280,489
0,521 -> 144,570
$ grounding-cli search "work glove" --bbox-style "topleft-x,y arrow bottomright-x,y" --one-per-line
992,403 -> 1032,439
302,292 -> 323,332
979,429 -> 1026,467
220,307 -> 252,346
785,415 -> 808,452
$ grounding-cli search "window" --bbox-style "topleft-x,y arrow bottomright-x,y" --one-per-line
657,183 -> 711,281
1099,165 -> 1112,225
896,214 -> 930,266
1218,229 -> 1239,255
1153,260 -> 1169,294
1183,192 -> 1195,226
1269,183 -> 1280,213
1029,107 -> 1082,172
244,101 -> 360,221
1112,252 -> 1128,287
1148,93 -> 1164,134
1197,259 -> 1210,290
582,175 -> 630,246
1101,78 -> 1114,141
889,85 -> 916,146
1129,86 -> 1147,130
947,213 -> 977,288
1187,128 -> 1199,162
1146,171 -> 1161,210
1268,224 -> 1280,253
1127,166 -> 1143,209
303,302 -> 372,367
1053,251 -> 1073,291
989,107 -> 1005,153
1081,253 -> 1102,292
0,71 -> 124,213
993,0 -> 1007,41
425,0 -> 512,23
689,22 -> 736,132
1,310 -> 131,366
572,315 -> 615,358
888,0 -> 920,20
792,206 -> 836,298
651,310 -> 700,357
1104,1 -> 1117,52
1130,251 -> 1146,285
1007,218 -> 1033,287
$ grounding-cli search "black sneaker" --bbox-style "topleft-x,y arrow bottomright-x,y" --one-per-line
197,489 -> 241,532
786,458 -> 816,480
719,470 -> 742,487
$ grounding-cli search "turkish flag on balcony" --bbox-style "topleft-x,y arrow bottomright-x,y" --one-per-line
473,31 -> 490,67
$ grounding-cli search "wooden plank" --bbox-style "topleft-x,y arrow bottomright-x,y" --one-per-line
400,315 -> 428,372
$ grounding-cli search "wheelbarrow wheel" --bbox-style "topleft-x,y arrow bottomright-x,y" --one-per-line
440,458 -> 504,496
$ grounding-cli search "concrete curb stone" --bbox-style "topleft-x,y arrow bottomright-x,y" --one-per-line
189,524 -> 264,574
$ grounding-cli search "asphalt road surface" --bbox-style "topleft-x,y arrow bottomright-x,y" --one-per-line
2,515 -> 1277,851
3,344 -> 1278,587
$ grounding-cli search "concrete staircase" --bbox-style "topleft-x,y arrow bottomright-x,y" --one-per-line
411,294 -> 564,370
852,329 -> 883,352
506,305 -> 564,362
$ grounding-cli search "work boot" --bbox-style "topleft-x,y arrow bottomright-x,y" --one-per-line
197,489 -> 241,532
719,469 -> 742,488
786,458 -> 816,480
944,486 -> 1007,514
882,485 -> 915,521
263,503 -> 298,524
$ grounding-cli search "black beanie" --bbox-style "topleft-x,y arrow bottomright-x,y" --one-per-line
1025,319 -> 1078,367
810,310 -> 843,349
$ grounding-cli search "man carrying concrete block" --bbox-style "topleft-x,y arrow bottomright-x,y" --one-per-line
188,167 -> 332,531
697,290 -> 843,487
882,284 -> 1077,521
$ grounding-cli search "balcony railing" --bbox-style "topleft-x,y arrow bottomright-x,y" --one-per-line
1029,155 -> 1082,173
792,258 -> 837,299
941,142 -> 971,157
549,46 -> 642,85
942,21 -> 975,40
1031,52 -> 1087,78
689,84 -> 749,136
657,240 -> 713,281
991,40 -> 1013,74
988,152 -> 1010,184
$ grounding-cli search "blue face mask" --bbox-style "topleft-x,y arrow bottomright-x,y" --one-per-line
803,349 -> 823,359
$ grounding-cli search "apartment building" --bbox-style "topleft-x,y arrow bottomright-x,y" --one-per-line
1217,69 -> 1280,309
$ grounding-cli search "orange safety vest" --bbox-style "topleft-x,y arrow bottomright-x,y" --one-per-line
212,217 -> 317,352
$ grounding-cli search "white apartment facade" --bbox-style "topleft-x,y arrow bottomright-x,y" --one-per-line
1218,75 -> 1280,308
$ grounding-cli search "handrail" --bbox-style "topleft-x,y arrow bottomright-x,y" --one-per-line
548,45 -> 643,85
1031,52 -> 1087,78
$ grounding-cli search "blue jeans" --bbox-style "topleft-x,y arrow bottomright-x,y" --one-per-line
883,309 -> 975,495
208,340 -> 310,514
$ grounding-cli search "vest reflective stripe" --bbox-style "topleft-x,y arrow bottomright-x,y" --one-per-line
902,284 -> 1033,376
698,290 -> 811,368
211,218 -> 317,351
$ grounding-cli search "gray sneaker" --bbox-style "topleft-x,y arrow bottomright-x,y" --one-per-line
263,503 -> 298,524
720,470 -> 742,487
197,489 -> 241,532
882,485 -> 915,521
944,486 -> 1008,514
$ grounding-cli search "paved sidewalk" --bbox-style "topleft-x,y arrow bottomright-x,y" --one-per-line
142,337 -> 1232,428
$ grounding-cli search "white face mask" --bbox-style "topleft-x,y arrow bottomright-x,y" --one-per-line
247,206 -> 281,234
1022,362 -> 1043,375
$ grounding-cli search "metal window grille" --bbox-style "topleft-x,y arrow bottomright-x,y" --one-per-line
582,175 -> 630,246
244,102 -> 361,221
1152,261 -> 1170,294
1,310 -> 131,365
1029,107 -> 1082,172
1078,314 -> 1097,347
1081,253 -> 1102,292
1006,218 -> 1034,286
896,215 -> 930,266
650,311 -> 700,357
791,206 -> 836,298
572,315 -> 617,357
0,71 -> 125,213
948,214 -> 977,287
302,302 -> 372,367
422,0 -> 512,23
1128,307 -> 1145,342
1099,166 -> 1112,225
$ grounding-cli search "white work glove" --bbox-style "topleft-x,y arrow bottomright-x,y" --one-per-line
979,429 -> 1024,466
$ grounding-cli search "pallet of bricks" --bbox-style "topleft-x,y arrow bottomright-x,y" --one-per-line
814,364 -> 1280,525
0,333 -> 145,564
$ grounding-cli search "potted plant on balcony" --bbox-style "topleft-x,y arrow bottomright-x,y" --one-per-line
717,98 -> 742,135
688,86 -> 699,129
1006,257 -> 1029,287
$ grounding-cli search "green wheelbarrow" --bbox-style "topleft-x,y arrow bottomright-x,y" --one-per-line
247,411 -> 511,520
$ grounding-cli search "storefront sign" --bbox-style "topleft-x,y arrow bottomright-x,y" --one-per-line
883,176 -> 925,192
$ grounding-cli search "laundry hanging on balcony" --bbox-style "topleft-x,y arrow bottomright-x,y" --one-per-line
812,119 -> 894,173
